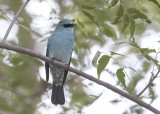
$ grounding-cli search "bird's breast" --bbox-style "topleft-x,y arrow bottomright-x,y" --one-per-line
49,34 -> 74,64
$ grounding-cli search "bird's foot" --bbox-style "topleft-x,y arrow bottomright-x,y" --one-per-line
65,63 -> 70,70
51,57 -> 55,61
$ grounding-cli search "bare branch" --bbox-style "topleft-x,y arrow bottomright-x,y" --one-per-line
137,67 -> 160,97
0,42 -> 160,114
2,0 -> 30,42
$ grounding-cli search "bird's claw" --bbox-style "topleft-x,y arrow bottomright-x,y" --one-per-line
51,57 -> 55,61
65,64 -> 70,69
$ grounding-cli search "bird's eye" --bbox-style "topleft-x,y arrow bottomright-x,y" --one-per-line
63,24 -> 72,28
63,24 -> 76,28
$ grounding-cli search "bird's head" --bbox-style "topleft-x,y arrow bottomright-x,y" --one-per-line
55,19 -> 76,32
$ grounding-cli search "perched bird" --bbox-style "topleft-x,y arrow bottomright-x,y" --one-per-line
45,19 -> 76,105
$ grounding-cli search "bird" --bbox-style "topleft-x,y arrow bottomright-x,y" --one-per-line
45,19 -> 76,105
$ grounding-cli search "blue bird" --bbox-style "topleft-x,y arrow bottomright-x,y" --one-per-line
45,19 -> 76,105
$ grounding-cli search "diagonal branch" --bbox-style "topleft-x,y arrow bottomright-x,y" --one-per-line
0,41 -> 160,114
137,67 -> 160,97
2,0 -> 30,42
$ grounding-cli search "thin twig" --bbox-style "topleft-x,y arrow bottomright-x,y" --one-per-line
152,47 -> 160,73
137,67 -> 160,97
0,42 -> 160,114
0,9 -> 42,37
111,57 -> 131,81
2,0 -> 30,42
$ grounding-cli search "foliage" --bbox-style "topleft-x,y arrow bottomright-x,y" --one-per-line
97,55 -> 110,78
116,68 -> 126,88
0,0 -> 160,113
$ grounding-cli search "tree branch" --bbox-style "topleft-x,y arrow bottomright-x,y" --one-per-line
0,42 -> 160,114
137,67 -> 160,97
2,0 -> 30,42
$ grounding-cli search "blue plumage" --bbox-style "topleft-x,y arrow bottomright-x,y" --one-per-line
45,19 -> 76,105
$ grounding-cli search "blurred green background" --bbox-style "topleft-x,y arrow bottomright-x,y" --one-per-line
0,0 -> 160,113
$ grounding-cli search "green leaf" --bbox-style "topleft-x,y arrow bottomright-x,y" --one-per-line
139,48 -> 159,66
102,23 -> 117,40
71,58 -> 78,66
128,67 -> 137,73
142,61 -> 151,72
112,5 -> 124,24
130,105 -> 143,113
149,88 -> 157,103
77,18 -> 88,36
127,8 -> 151,24
81,5 -> 95,10
127,75 -> 143,94
140,48 -> 156,56
72,19 -> 76,22
127,8 -> 139,13
97,55 -> 110,78
148,0 -> 160,8
116,68 -> 126,88
110,99 -> 121,103
0,9 -> 6,19
129,18 -> 135,38
108,0 -> 119,8
129,42 -> 139,48
137,13 -> 151,24
121,14 -> 130,32
81,9 -> 96,24
9,54 -> 23,66
51,8 -> 57,14
115,42 -> 128,45
129,42 -> 159,66
92,51 -> 101,67
110,51 -> 125,56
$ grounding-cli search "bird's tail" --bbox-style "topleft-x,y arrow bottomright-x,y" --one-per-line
51,84 -> 65,105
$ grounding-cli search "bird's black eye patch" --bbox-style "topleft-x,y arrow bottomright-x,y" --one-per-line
63,24 -> 76,28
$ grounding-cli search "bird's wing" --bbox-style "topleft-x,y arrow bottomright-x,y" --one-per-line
63,51 -> 73,84
45,40 -> 50,82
